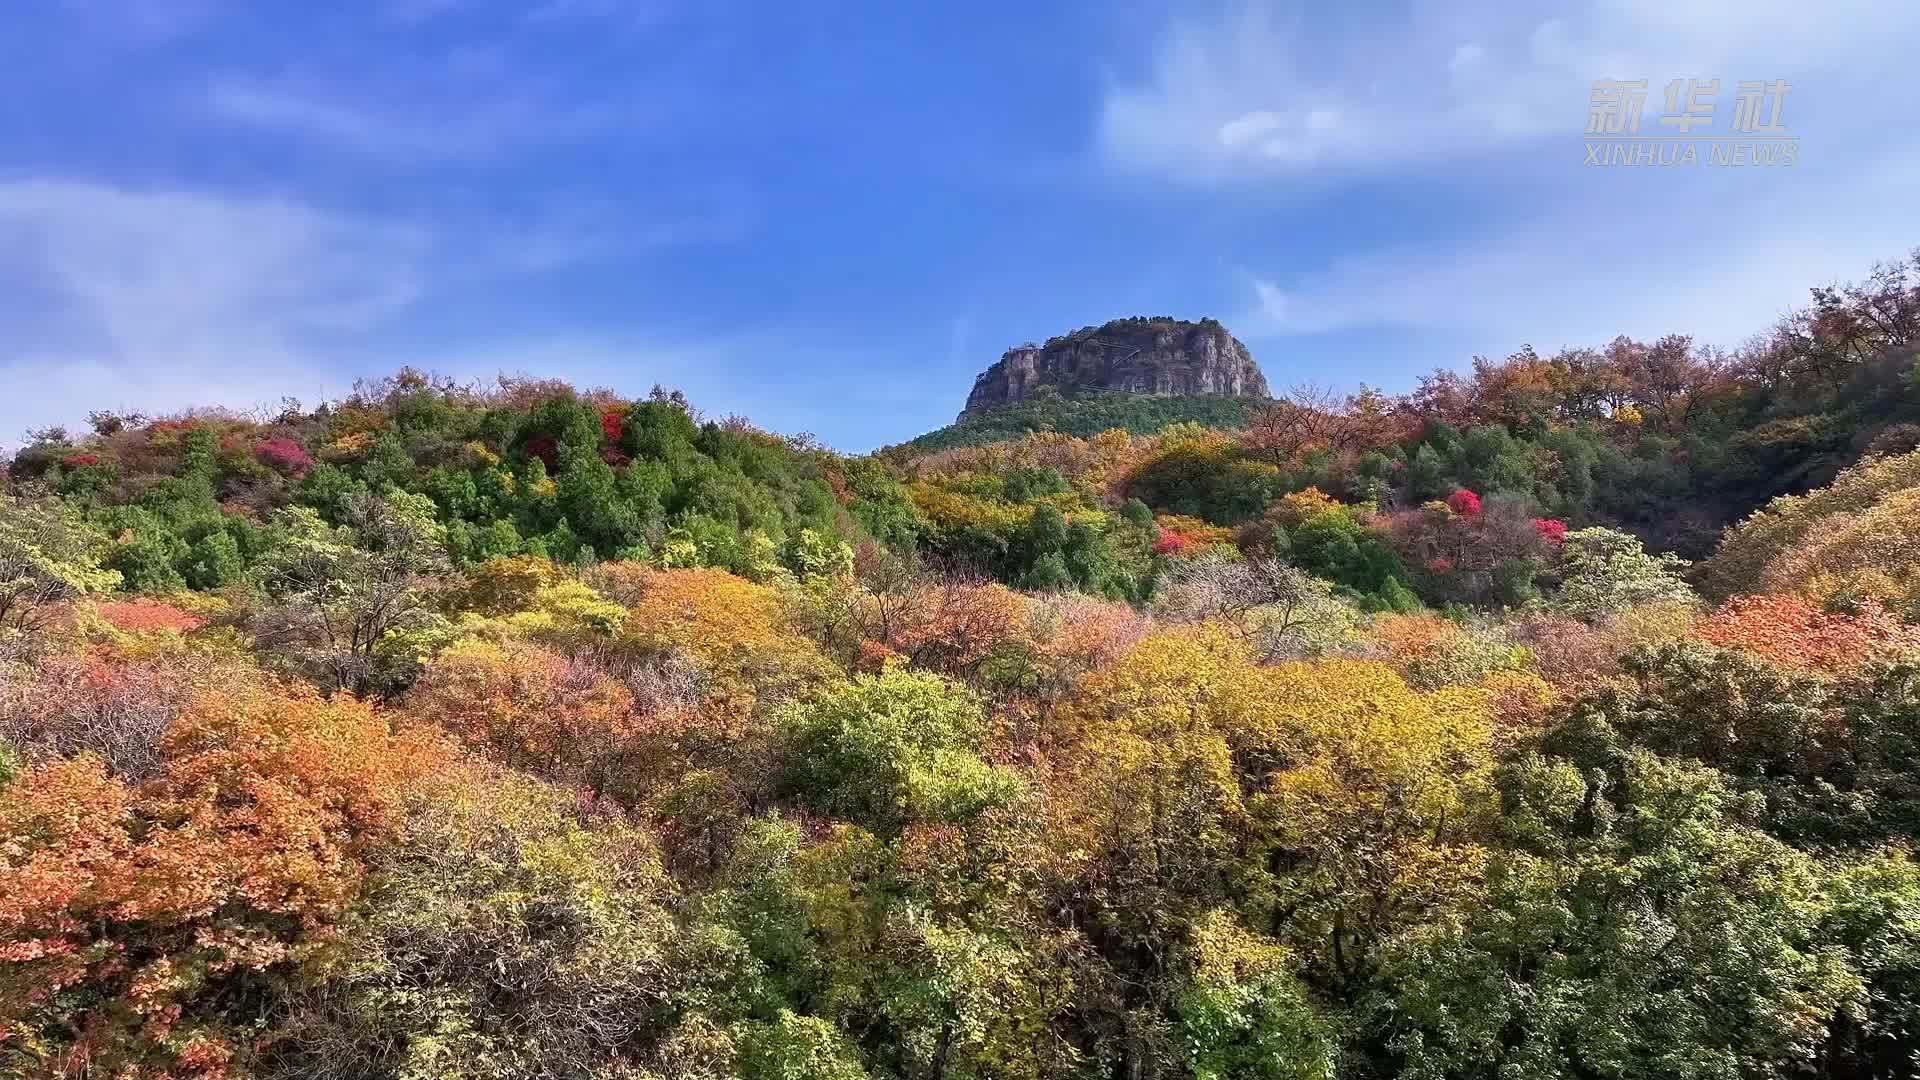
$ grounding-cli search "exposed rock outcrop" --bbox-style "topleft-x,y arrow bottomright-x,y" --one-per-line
960,317 -> 1269,420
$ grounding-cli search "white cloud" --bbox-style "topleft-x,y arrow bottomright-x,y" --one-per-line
1100,0 -> 1920,183
1241,148 -> 1920,349
0,180 -> 427,341
0,180 -> 430,443
1102,1 -> 1920,363
0,176 -> 766,451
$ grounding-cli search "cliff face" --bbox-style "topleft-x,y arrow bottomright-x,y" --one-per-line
960,317 -> 1269,420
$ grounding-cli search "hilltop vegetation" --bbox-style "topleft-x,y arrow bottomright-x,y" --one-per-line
1037,314 -> 1227,350
11,374 -> 922,594
892,389 -> 1259,454
5,253 -> 1920,1078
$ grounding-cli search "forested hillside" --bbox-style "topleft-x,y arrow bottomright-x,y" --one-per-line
5,254 -> 1920,1078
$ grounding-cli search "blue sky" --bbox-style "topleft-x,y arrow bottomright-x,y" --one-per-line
2,0 -> 1917,451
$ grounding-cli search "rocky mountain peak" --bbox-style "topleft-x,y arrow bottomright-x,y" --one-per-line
960,316 -> 1270,420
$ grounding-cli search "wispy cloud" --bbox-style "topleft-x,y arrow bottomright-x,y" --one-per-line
383,0 -> 465,23
1241,148 -> 1920,349
1101,0 -> 1920,365
59,0 -> 220,43
205,83 -> 392,152
524,0 -> 672,28
452,193 -> 753,274
384,0 -> 670,29
205,78 -> 616,161
1100,0 -> 1920,184
0,180 -> 429,442
0,175 -> 761,448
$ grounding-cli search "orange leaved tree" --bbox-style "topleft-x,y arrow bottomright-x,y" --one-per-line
406,637 -> 638,785
0,682 -> 452,1078
1695,594 -> 1920,675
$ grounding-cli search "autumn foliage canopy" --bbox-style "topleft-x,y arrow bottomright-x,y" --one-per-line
9,254 -> 1920,1077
